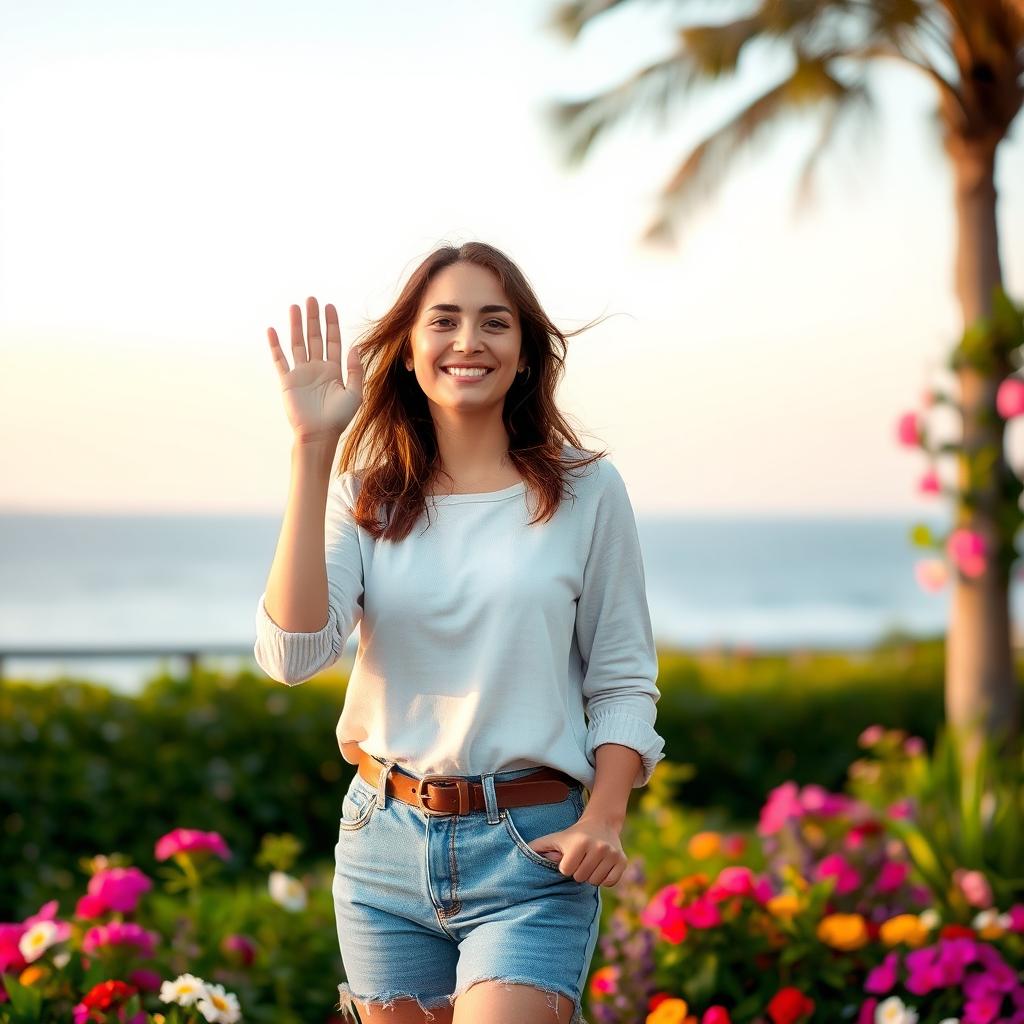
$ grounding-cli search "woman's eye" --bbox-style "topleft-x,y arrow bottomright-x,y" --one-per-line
432,318 -> 509,329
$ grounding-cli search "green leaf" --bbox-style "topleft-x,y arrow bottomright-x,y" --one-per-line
0,972 -> 43,1022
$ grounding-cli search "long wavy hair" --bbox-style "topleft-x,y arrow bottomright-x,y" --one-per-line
337,241 -> 611,541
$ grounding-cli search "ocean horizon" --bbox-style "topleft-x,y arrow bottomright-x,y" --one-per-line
1,509 -> 1007,695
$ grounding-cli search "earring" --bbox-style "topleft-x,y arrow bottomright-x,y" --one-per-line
518,366 -> 531,381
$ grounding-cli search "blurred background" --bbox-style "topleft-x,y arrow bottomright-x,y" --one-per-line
2,3 -> 1024,1021
4,0 -> 1024,691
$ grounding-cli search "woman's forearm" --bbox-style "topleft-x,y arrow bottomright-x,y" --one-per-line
262,436 -> 341,632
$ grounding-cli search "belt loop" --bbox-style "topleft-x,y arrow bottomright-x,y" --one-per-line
374,756 -> 397,809
481,772 -> 500,824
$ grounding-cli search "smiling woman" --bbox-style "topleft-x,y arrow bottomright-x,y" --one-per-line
254,240 -> 666,1024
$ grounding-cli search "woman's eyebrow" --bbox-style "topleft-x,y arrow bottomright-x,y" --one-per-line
425,303 -> 513,315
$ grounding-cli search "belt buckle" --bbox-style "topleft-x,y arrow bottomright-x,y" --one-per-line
413,775 -> 471,816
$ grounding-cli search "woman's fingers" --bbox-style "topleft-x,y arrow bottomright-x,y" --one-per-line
267,326 -> 291,379
324,303 -> 341,364
306,296 -> 324,362
289,303 -> 307,365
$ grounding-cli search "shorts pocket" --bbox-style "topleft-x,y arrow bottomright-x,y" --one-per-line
500,787 -> 585,872
339,776 -> 377,832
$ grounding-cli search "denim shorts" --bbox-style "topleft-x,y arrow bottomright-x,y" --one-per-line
331,753 -> 603,1024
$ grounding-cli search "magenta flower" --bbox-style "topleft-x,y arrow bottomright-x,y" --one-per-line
897,411 -> 921,447
1008,904 -> 1024,932
87,866 -> 153,914
865,951 -> 901,994
886,798 -> 915,820
0,923 -> 27,974
996,377 -> 1024,419
128,967 -> 162,993
82,920 -> 159,959
857,997 -> 878,1024
154,828 -> 231,862
876,860 -> 910,894
798,784 -> 852,817
814,853 -> 862,895
74,893 -> 109,920
946,528 -> 987,578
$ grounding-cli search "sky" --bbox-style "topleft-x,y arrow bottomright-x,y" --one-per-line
1,0 -> 1023,517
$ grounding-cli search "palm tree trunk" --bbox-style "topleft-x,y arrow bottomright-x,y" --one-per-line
945,134 -> 1020,757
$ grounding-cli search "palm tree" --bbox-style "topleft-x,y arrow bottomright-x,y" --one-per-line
542,0 -> 1024,754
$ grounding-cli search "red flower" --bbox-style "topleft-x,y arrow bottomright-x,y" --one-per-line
82,979 -> 137,1010
939,923 -> 975,940
767,986 -> 815,1024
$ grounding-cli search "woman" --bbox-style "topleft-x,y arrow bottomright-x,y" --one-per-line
254,242 -> 665,1024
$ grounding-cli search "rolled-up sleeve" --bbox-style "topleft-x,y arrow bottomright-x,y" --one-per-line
575,460 -> 665,788
253,471 -> 364,686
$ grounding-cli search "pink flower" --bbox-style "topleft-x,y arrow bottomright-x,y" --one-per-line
682,897 -> 723,929
154,828 -> 231,862
918,468 -> 941,494
722,835 -> 747,858
876,860 -> 910,894
886,798 -> 915,820
799,784 -> 851,817
954,868 -> 994,909
707,866 -> 772,904
858,725 -> 886,748
814,853 -> 862,895
221,932 -> 258,966
88,867 -> 153,914
915,558 -> 949,592
946,528 -> 987,579
758,781 -> 805,836
641,883 -> 688,943
897,411 -> 921,447
865,951 -> 901,994
82,920 -> 158,959
996,377 -> 1024,419
903,736 -> 926,757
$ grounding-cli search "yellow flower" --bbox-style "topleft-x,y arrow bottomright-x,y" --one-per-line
817,913 -> 870,951
18,964 -> 46,986
879,914 -> 928,948
687,832 -> 721,860
647,997 -> 690,1024
767,893 -> 802,920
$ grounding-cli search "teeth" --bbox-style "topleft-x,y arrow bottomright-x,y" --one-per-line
443,367 -> 490,377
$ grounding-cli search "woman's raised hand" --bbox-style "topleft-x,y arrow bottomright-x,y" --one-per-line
267,297 -> 365,444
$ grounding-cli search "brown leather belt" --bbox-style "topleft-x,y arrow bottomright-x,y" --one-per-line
356,748 -> 581,817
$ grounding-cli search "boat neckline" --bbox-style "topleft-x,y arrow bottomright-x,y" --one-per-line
425,480 -> 527,504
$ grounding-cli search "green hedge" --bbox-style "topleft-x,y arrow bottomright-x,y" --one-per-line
3,636 -> 1016,919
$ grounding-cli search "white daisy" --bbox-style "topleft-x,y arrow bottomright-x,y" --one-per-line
196,981 -> 242,1023
918,908 -> 941,930
876,996 -> 919,1024
159,973 -> 209,1006
18,921 -> 59,963
269,870 -> 307,911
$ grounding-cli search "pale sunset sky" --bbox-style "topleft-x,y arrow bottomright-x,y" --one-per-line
2,1 -> 1023,517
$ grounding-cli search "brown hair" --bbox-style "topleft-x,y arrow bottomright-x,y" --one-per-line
337,241 -> 611,541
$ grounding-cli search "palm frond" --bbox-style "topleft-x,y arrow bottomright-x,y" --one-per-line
639,53 -> 845,245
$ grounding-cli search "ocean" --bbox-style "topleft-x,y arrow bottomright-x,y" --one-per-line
0,511 -> 1002,694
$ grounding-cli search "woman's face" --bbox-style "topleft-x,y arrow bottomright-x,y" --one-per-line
406,261 -> 526,415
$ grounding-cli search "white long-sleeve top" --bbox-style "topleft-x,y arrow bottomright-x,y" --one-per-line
253,446 -> 666,790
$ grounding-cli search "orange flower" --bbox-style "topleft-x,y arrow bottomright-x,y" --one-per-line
589,965 -> 619,996
816,913 -> 869,950
767,893 -> 801,920
18,964 -> 47,986
879,914 -> 928,947
688,832 -> 722,860
647,997 -> 690,1024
